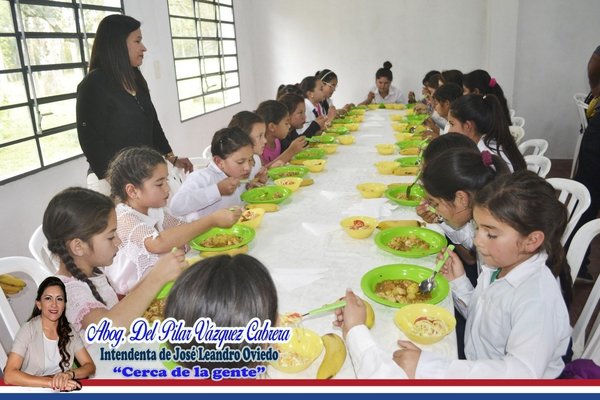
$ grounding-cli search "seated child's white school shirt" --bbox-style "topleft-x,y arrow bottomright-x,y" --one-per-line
369,85 -> 406,104
346,252 -> 570,379
298,98 -> 319,135
170,160 -> 247,222
105,203 -> 185,296
439,220 -> 475,251
477,137 -> 514,172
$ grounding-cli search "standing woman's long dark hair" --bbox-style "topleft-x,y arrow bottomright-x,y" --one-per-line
89,14 -> 143,93
29,277 -> 72,372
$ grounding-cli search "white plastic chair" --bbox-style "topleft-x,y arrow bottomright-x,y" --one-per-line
166,162 -> 186,196
518,138 -> 549,157
188,156 -> 210,170
201,145 -> 212,159
569,219 -> 600,359
28,225 -> 59,273
546,178 -> 592,245
525,155 -> 552,178
571,93 -> 589,179
0,257 -> 50,349
511,116 -> 525,128
509,126 -> 525,144
509,109 -> 516,118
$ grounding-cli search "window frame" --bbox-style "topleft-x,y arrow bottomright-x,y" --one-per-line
167,0 -> 240,122
0,0 -> 124,185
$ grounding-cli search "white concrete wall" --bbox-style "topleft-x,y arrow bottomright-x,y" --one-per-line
2,0 -> 599,258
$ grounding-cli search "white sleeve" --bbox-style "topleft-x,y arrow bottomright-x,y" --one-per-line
346,325 -> 408,379
169,170 -> 222,217
439,222 -> 474,250
449,274 -> 474,318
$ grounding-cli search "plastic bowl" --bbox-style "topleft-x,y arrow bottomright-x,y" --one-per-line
307,135 -> 336,144
293,148 -> 327,160
337,135 -> 356,145
274,177 -> 303,192
317,143 -> 338,154
267,166 -> 309,181
376,144 -> 395,155
237,208 -> 266,229
375,161 -> 400,175
343,123 -> 361,131
391,123 -> 410,132
241,186 -> 292,204
384,185 -> 425,206
394,304 -> 456,345
303,159 -> 326,172
340,216 -> 378,239
189,225 -> 255,252
356,183 -> 386,199
271,328 -> 323,373
325,126 -> 349,136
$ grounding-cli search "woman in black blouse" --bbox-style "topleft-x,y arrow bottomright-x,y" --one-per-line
77,14 -> 192,194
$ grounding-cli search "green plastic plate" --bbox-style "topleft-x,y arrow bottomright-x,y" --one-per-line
385,185 -> 426,207
306,135 -> 336,144
332,118 -> 354,124
241,185 -> 292,204
325,126 -> 349,135
396,140 -> 427,150
267,165 -> 309,180
189,224 -> 255,252
293,148 -> 327,160
374,226 -> 447,258
396,157 -> 421,167
361,264 -> 450,307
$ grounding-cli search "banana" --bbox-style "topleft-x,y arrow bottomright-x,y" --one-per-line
247,203 -> 278,212
393,166 -> 420,176
1,283 -> 24,296
201,245 -> 249,258
400,147 -> 420,155
0,274 -> 26,288
300,178 -> 314,187
377,220 -> 423,230
316,333 -> 346,379
363,299 -> 375,329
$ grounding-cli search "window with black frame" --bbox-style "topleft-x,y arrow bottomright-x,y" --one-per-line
0,0 -> 123,184
168,0 -> 240,121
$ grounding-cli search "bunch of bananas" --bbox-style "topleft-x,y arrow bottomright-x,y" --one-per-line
0,274 -> 26,296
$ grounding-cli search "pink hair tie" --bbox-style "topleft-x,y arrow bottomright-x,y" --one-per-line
481,150 -> 493,167
489,78 -> 497,88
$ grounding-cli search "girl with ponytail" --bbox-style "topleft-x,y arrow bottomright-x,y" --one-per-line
462,69 -> 512,125
42,187 -> 187,335
448,94 -> 526,172
4,277 -> 95,391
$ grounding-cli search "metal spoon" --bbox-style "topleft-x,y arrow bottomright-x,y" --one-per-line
419,245 -> 455,294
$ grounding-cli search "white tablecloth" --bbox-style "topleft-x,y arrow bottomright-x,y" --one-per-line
90,109 -> 457,379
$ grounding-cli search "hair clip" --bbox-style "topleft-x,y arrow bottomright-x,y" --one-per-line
481,150 -> 493,167
489,78 -> 497,88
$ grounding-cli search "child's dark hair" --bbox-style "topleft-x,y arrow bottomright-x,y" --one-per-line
433,83 -> 463,104
450,94 -> 526,171
422,147 -> 509,202
277,93 -> 304,115
276,83 -> 302,98
316,69 -> 337,84
474,170 -> 572,303
440,69 -> 464,87
422,70 -> 440,85
210,127 -> 253,159
426,73 -> 442,90
107,146 -> 166,202
376,61 -> 393,80
228,111 -> 264,136
43,187 -> 114,305
422,132 -> 479,165
29,276 -> 73,372
255,99 -> 289,126
463,69 -> 511,124
164,254 -> 278,371
299,76 -> 320,98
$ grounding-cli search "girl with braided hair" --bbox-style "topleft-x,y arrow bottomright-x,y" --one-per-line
42,187 -> 187,336
4,277 -> 95,391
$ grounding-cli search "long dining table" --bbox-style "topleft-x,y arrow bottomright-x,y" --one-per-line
89,108 -> 458,379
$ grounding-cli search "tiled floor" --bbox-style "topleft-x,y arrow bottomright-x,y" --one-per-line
548,159 -> 599,326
